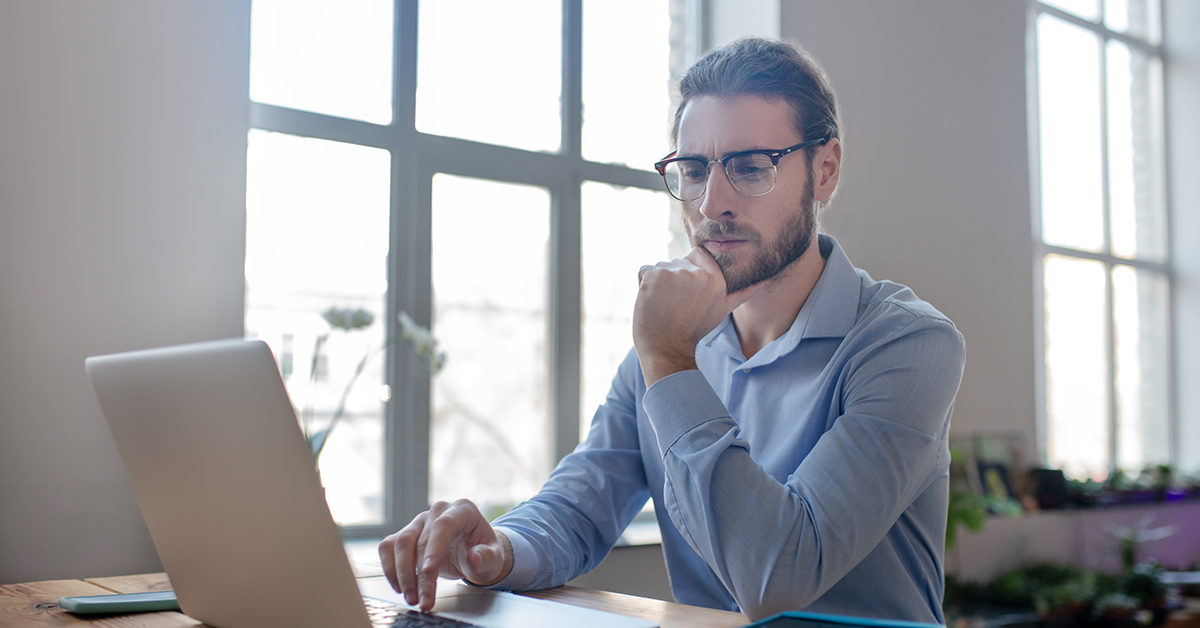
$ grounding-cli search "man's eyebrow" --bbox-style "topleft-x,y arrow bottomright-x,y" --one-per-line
675,145 -> 776,161
723,144 -> 775,154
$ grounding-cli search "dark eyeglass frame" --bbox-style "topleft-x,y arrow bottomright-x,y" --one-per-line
653,137 -> 829,202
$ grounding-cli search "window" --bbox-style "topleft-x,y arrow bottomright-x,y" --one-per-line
245,0 -> 694,536
1032,0 -> 1171,480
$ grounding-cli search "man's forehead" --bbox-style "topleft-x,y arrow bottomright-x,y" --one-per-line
676,94 -> 801,155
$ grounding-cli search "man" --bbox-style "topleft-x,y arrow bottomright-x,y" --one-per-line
379,37 -> 965,623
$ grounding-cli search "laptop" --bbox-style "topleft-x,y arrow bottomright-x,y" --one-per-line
85,338 -> 657,628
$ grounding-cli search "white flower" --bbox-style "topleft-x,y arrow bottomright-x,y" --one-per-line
398,311 -> 447,376
322,307 -> 374,331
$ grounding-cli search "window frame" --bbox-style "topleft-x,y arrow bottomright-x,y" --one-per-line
1027,0 -> 1176,477
249,0 -> 673,538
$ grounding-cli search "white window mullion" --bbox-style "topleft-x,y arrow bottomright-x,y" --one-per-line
550,0 -> 584,463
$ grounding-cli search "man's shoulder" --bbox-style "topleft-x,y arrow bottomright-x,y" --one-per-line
851,270 -> 960,344
816,235 -> 956,341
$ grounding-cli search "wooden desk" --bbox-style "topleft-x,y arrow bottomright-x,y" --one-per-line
0,572 -> 748,628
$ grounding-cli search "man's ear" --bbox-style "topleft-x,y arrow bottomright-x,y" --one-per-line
813,138 -> 842,203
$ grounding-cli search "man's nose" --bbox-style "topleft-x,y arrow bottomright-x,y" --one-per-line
698,166 -> 738,221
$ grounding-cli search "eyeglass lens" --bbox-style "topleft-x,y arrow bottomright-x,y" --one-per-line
662,153 -> 777,201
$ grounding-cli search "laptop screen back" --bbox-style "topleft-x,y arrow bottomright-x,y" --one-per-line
86,339 -> 371,628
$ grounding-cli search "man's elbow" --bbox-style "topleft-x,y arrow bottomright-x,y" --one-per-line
739,596 -> 812,622
735,578 -> 828,621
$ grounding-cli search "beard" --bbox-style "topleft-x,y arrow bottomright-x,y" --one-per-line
685,165 -> 818,294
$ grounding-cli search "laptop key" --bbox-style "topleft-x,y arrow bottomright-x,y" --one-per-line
364,597 -> 481,627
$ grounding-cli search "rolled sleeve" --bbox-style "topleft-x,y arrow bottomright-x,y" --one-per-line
477,526 -> 539,591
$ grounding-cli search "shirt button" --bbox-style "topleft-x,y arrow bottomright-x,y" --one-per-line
742,368 -> 751,374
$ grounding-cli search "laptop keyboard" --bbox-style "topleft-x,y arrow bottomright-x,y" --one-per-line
364,596 -> 481,627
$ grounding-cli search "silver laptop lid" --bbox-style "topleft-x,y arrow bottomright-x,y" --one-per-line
86,339 -> 370,628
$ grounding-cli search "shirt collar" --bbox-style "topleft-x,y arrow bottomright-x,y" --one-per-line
702,234 -> 862,366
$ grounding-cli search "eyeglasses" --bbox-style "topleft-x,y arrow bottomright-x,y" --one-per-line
653,137 -> 828,202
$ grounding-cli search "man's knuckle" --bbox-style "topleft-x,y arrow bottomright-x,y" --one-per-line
435,507 -> 467,526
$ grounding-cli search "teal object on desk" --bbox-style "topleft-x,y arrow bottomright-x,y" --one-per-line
742,610 -> 944,628
58,590 -> 179,614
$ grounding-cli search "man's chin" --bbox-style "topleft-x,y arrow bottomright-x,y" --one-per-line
719,255 -> 798,294
719,265 -> 766,294
710,256 -> 751,293
724,275 -> 765,295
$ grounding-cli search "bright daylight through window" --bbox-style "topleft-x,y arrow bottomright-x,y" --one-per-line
1035,0 -> 1171,482
244,0 -> 690,533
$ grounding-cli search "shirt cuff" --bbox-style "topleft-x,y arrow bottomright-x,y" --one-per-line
642,368 -> 730,458
472,526 -> 537,591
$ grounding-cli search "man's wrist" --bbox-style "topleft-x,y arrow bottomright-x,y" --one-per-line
462,529 -> 513,587
494,529 -> 514,583
639,353 -> 698,388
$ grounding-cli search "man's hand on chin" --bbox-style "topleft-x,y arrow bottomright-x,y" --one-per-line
633,246 -> 758,387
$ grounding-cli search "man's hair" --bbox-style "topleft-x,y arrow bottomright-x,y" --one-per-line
671,38 -> 841,160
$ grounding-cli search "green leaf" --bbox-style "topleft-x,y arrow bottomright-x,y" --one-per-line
962,507 -> 986,530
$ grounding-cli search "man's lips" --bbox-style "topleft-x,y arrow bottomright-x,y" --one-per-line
702,238 -> 747,253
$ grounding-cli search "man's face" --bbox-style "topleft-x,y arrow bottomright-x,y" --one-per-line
676,94 -> 817,294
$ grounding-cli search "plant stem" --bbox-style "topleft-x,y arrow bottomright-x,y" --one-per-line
313,339 -> 394,462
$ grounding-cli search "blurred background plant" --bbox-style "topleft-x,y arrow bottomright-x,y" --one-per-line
947,489 -> 988,550
303,308 -> 448,467
945,543 -> 1177,626
303,307 -> 378,463
947,448 -> 1022,550
397,311 -> 446,376
986,563 -> 1096,614
1106,514 -> 1180,573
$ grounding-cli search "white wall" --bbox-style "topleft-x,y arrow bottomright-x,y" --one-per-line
0,1 -> 250,584
709,0 -> 780,48
782,1 -> 1039,452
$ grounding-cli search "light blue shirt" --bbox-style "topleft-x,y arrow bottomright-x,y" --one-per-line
488,235 -> 966,623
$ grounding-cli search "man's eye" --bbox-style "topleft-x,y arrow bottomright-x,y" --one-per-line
730,157 -> 770,177
681,165 -> 707,179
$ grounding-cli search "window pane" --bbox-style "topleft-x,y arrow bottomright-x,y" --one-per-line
1107,41 -> 1167,262
582,0 -> 673,170
580,182 -> 686,439
249,0 -> 393,124
1112,266 -> 1170,470
1044,255 -> 1109,479
245,130 -> 391,526
417,1 -> 561,153
430,175 -> 552,513
1104,0 -> 1161,44
1041,0 -> 1100,21
1038,15 -> 1104,252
